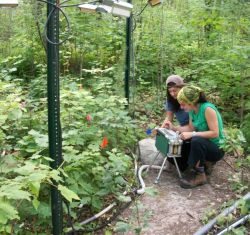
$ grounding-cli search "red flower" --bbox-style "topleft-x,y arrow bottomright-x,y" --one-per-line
100,136 -> 108,149
86,114 -> 92,122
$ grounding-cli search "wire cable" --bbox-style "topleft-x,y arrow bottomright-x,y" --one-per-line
135,2 -> 148,16
37,0 -> 71,45
37,0 -> 98,45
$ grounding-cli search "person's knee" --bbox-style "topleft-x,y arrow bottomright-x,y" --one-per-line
191,136 -> 205,145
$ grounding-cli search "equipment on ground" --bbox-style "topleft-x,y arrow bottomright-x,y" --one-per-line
149,128 -> 183,183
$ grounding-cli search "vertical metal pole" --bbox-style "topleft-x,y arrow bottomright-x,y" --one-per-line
124,0 -> 132,106
47,1 -> 63,234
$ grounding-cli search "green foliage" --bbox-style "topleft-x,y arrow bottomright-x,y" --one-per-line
0,0 -> 250,233
114,200 -> 152,234
0,157 -> 64,232
0,73 -> 139,232
64,148 -> 133,211
242,112 -> 250,148
237,198 -> 250,215
221,127 -> 249,195
221,127 -> 246,157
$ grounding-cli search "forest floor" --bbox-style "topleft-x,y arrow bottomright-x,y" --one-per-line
113,155 -> 236,235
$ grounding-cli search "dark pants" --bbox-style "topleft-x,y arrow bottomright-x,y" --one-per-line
188,136 -> 224,167
168,136 -> 224,171
167,140 -> 190,172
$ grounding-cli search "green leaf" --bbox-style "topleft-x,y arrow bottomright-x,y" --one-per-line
87,143 -> 100,152
0,184 -> 31,201
80,196 -> 91,206
144,187 -> 158,196
8,108 -> 22,120
9,67 -> 17,73
29,129 -> 48,147
117,195 -> 131,203
58,185 -> 80,203
231,226 -> 247,235
114,221 -> 131,232
37,202 -> 51,219
91,196 -> 102,210
14,162 -> 36,175
104,230 -> 113,235
0,115 -> 7,125
32,198 -> 40,210
114,176 -> 127,185
29,181 -> 41,197
0,199 -> 19,224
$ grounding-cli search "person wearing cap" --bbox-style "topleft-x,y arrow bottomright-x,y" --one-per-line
167,85 -> 225,188
161,75 -> 190,172
162,75 -> 189,129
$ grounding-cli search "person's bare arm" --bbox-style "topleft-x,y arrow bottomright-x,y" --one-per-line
161,111 -> 174,128
171,119 -> 194,133
179,107 -> 219,140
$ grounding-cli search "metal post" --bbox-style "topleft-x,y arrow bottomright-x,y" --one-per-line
47,0 -> 63,234
124,0 -> 132,105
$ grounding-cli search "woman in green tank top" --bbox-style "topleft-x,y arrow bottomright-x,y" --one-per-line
167,85 -> 225,189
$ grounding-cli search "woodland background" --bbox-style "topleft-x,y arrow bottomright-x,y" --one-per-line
0,0 -> 249,234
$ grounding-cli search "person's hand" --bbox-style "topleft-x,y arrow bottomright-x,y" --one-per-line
161,120 -> 172,129
180,132 -> 192,140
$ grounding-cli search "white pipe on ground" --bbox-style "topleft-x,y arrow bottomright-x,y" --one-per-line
136,164 -> 167,194
193,192 -> 250,235
216,214 -> 250,235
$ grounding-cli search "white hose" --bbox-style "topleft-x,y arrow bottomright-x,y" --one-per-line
136,164 -> 167,194
193,192 -> 250,235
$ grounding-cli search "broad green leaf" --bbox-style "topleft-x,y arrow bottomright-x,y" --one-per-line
14,162 -> 36,175
58,185 -> 80,202
29,182 -> 41,197
29,129 -> 48,147
0,184 -> 31,201
28,172 -> 48,182
0,199 -> 19,224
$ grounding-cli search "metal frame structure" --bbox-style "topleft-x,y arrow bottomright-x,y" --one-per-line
47,1 -> 63,234
45,1 -> 133,233
124,0 -> 132,105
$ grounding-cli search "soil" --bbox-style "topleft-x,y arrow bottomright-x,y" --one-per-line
113,155 -> 237,235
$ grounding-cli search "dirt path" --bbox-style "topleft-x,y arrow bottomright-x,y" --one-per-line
115,156 -> 235,235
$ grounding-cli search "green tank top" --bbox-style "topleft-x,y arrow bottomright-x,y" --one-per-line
190,102 -> 224,146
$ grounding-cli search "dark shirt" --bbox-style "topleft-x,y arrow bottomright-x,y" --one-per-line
165,100 -> 189,126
